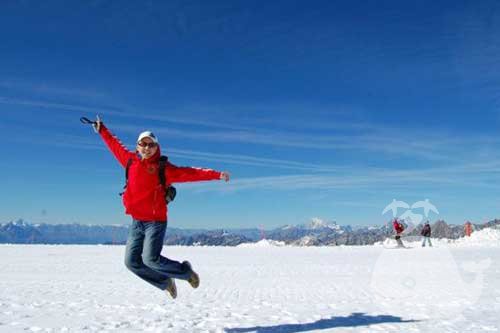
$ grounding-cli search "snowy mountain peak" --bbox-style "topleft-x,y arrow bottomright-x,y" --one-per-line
7,219 -> 30,227
279,224 -> 294,230
306,218 -> 340,230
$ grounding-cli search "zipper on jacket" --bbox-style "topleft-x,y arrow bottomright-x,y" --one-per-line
152,188 -> 157,216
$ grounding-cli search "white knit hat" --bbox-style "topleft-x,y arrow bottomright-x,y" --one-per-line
137,131 -> 159,144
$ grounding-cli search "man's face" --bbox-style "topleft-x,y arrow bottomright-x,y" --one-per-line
136,137 -> 158,159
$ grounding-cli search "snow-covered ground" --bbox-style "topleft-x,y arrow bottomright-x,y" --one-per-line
1,229 -> 499,332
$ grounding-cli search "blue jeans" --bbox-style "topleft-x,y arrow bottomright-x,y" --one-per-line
124,219 -> 191,290
421,236 -> 432,247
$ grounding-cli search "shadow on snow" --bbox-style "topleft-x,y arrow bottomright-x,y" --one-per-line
224,312 -> 420,333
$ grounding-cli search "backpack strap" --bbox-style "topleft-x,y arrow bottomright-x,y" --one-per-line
158,155 -> 168,187
119,158 -> 134,196
125,158 -> 133,183
159,155 -> 176,203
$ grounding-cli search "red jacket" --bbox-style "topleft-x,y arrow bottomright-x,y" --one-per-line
100,124 -> 222,222
393,220 -> 405,234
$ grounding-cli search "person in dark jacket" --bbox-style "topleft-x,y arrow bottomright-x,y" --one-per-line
421,221 -> 432,247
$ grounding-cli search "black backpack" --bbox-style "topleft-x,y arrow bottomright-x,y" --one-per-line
121,156 -> 177,203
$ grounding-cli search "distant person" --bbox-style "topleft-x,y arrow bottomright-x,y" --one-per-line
392,218 -> 405,248
86,116 -> 230,299
464,221 -> 474,237
421,221 -> 432,247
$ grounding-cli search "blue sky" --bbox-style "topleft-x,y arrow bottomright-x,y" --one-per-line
1,0 -> 500,229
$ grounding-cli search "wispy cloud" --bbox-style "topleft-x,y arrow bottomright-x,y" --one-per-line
0,79 -> 108,99
0,97 -> 124,117
0,96 -> 252,132
112,122 -> 498,163
4,128 -> 347,173
3,95 -> 500,166
167,148 -> 345,172
10,126 -> 499,188
178,159 -> 500,192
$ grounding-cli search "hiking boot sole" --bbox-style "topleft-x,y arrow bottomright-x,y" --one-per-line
183,261 -> 200,289
165,278 -> 177,299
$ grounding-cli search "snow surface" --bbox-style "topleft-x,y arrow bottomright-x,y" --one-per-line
1,229 -> 499,332
452,228 -> 500,246
237,239 -> 286,248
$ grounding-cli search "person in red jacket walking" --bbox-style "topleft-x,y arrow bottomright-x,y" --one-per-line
464,221 -> 474,237
392,218 -> 405,248
90,118 -> 229,299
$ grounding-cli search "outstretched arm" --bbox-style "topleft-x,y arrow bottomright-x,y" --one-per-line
98,123 -> 135,168
167,163 -> 230,183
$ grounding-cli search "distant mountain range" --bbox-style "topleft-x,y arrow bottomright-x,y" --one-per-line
1,218 -> 499,246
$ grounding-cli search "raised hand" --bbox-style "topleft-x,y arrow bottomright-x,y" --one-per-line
220,172 -> 230,182
92,115 -> 102,133
80,115 -> 102,133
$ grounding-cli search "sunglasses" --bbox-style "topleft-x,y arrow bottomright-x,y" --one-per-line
137,141 -> 158,148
